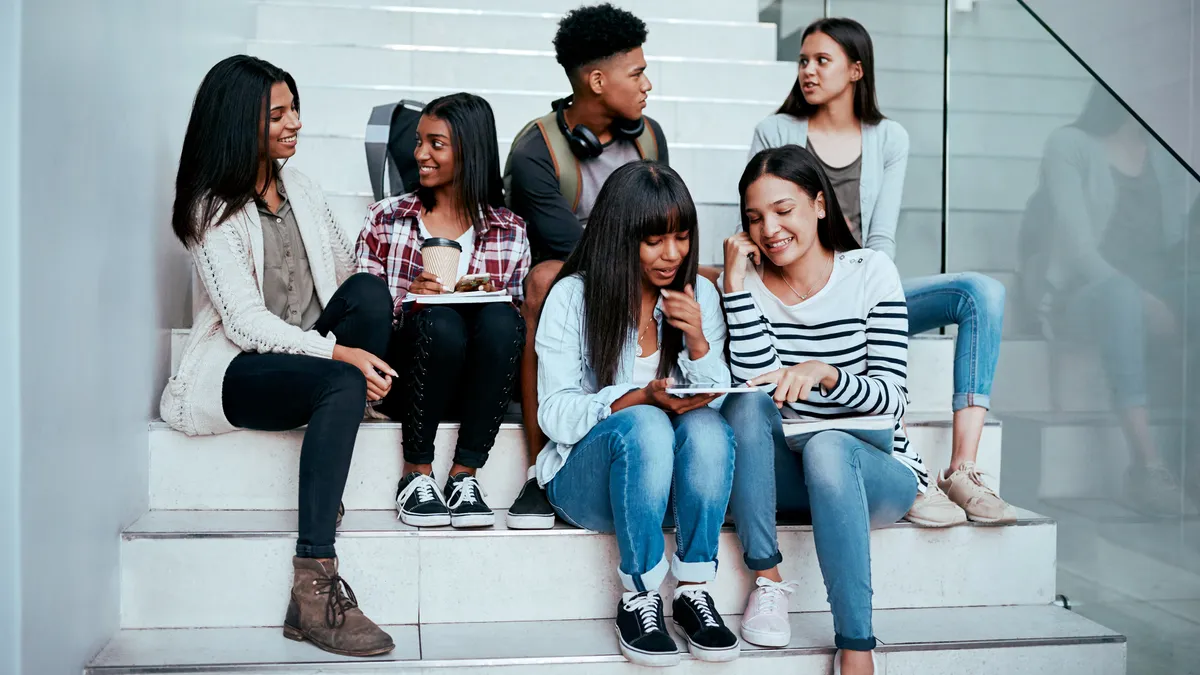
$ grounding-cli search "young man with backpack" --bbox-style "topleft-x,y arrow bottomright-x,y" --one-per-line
503,3 -> 669,530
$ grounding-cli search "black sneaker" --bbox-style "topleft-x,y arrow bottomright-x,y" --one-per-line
445,473 -> 494,528
672,586 -> 740,662
506,478 -> 556,529
616,591 -> 680,667
395,472 -> 450,527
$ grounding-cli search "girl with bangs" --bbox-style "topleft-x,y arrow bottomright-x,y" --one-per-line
534,160 -> 740,667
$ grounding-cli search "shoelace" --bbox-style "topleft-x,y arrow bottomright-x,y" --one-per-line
448,475 -> 486,509
754,577 -> 799,614
676,588 -> 719,628
959,463 -> 1001,498
398,474 -> 441,507
313,573 -> 359,629
622,592 -> 664,634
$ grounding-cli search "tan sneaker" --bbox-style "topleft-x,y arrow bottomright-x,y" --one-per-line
904,483 -> 967,527
939,462 -> 1017,524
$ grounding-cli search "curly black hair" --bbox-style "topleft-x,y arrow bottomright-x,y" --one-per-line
553,3 -> 647,79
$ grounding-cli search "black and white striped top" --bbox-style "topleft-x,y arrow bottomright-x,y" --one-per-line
722,249 -> 928,488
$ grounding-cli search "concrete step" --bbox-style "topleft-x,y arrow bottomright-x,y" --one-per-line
800,0 -> 1056,41
247,41 -> 798,102
119,508 -> 1051,628
254,3 -> 778,61
90,605 -> 1124,674
297,84 -> 778,146
276,0 -> 762,23
147,412 -> 996,512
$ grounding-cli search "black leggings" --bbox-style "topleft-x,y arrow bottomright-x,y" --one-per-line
222,273 -> 393,558
379,303 -> 525,469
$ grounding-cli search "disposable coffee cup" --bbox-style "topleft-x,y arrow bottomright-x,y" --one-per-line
421,237 -> 463,287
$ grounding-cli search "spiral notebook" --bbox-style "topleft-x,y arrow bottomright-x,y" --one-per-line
781,415 -> 895,453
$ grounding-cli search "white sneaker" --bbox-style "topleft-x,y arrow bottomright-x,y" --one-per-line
739,577 -> 798,647
903,483 -> 967,527
833,648 -> 882,674
939,462 -> 1016,524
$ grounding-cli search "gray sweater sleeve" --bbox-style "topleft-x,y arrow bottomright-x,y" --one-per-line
863,122 -> 909,260
1040,128 -> 1119,288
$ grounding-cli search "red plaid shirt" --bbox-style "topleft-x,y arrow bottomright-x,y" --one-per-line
356,193 -> 531,315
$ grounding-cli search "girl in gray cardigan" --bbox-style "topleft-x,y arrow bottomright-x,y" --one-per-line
1019,85 -> 1192,516
748,18 -> 1013,532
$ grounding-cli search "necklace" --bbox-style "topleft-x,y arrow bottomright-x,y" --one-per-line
636,316 -> 656,357
778,254 -> 833,301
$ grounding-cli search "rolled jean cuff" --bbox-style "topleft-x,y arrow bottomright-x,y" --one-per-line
671,555 -> 718,584
452,448 -> 489,470
402,448 -> 435,466
296,543 -> 337,559
835,634 -> 877,651
951,392 -> 991,412
619,555 -> 669,593
743,549 -> 783,571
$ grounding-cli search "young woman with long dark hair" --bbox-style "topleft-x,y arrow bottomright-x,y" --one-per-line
720,145 -> 918,674
357,93 -> 530,528
535,161 -> 740,667
748,17 -> 1012,527
161,55 -> 396,657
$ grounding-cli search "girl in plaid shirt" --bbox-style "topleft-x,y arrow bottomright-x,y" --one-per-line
356,93 -> 531,529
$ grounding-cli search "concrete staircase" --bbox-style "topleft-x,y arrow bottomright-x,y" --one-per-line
85,0 -> 1126,672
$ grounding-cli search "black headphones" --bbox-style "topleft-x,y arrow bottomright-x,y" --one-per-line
552,96 -> 646,159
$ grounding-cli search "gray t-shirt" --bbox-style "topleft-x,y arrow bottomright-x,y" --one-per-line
257,184 -> 323,330
807,139 -> 863,245
576,139 -> 643,226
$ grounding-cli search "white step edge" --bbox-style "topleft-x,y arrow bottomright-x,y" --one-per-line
148,412 -> 1000,511
90,605 -> 1124,674
254,3 -> 779,61
267,0 -> 762,24
120,508 -> 1051,628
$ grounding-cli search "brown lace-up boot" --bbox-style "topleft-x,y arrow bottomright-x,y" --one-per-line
283,557 -> 395,657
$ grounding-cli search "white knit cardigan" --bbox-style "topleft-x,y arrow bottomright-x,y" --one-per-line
160,166 -> 357,436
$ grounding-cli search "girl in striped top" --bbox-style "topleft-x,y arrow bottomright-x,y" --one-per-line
719,145 -> 918,675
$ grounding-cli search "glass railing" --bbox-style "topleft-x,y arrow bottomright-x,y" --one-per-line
764,1 -> 1200,673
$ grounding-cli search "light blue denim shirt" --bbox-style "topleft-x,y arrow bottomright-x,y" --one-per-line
534,274 -> 731,486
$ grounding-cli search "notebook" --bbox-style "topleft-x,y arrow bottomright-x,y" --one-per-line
401,290 -> 512,305
781,415 -> 895,454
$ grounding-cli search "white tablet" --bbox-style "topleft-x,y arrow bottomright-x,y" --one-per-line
665,386 -> 760,395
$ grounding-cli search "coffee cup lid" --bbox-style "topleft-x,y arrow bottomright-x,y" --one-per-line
422,237 -> 462,251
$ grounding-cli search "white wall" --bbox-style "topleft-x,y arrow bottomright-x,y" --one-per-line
16,2 -> 254,672
1023,0 -> 1199,171
0,0 -> 22,672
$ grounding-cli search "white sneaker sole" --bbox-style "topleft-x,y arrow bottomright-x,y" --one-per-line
964,511 -> 1017,525
903,513 -> 966,528
616,627 -> 681,667
740,624 -> 790,648
398,510 -> 451,527
673,622 -> 741,662
451,512 -> 495,528
505,512 -> 556,529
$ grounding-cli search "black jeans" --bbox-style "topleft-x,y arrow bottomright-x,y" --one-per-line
222,273 -> 393,558
379,303 -> 525,468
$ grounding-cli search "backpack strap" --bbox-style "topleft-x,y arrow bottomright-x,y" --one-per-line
504,111 -> 582,213
634,119 -> 659,163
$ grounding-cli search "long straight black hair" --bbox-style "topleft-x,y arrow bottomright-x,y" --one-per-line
557,161 -> 700,388
1071,84 -> 1134,138
415,93 -> 505,234
777,17 -> 884,125
172,55 -> 299,247
739,145 -> 862,254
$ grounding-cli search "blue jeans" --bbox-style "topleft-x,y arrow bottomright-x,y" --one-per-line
903,272 -> 1005,411
722,392 -> 918,651
546,405 -> 736,593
